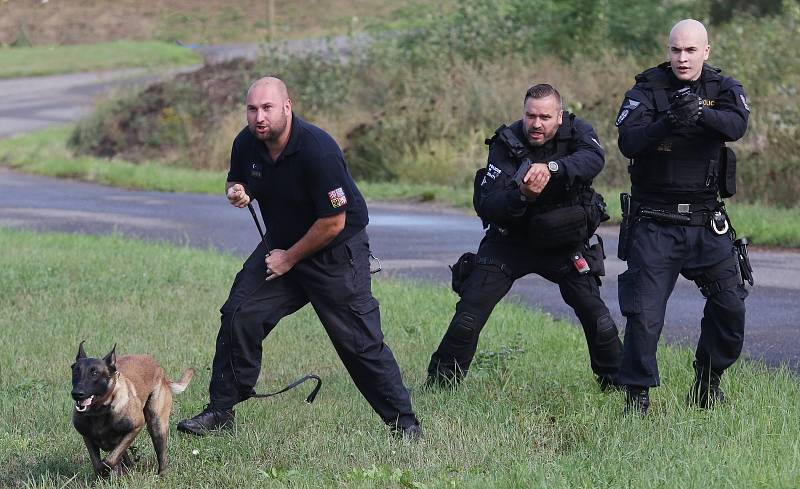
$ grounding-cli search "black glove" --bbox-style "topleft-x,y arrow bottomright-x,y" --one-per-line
667,88 -> 703,126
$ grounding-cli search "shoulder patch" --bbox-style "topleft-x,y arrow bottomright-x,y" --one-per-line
327,187 -> 347,208
623,99 -> 641,110
616,98 -> 642,127
486,163 -> 502,180
615,109 -> 630,127
739,93 -> 750,112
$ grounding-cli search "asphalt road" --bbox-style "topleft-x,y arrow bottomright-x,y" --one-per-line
1,168 -> 798,370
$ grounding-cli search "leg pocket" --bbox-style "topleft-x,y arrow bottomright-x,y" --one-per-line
617,270 -> 642,316
348,295 -> 384,353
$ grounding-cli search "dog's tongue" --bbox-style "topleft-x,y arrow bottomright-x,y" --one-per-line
75,396 -> 94,412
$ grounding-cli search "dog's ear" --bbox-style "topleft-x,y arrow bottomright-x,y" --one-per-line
103,344 -> 117,370
76,340 -> 87,361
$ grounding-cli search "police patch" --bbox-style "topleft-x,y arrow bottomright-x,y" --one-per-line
623,98 -> 641,110
615,109 -> 630,127
327,187 -> 347,208
739,93 -> 750,112
486,163 -> 502,180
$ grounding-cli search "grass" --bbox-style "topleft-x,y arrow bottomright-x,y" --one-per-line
2,125 -> 799,248
1,228 -> 799,488
0,41 -> 201,78
0,126 -> 223,194
0,0 -> 452,47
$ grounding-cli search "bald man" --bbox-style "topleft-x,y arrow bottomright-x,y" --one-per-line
177,77 -> 421,438
615,20 -> 750,415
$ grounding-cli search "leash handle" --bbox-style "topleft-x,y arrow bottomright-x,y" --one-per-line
247,202 -> 272,254
251,374 -> 322,404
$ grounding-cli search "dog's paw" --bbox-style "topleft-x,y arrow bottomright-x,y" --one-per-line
97,460 -> 113,478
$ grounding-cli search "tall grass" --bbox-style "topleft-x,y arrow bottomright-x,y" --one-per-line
64,1 -> 800,207
1,229 -> 799,488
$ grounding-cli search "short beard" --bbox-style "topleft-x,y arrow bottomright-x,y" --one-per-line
526,133 -> 549,147
249,114 -> 287,142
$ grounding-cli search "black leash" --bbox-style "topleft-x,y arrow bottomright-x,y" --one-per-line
247,202 -> 272,253
244,200 -> 322,404
251,374 -> 323,404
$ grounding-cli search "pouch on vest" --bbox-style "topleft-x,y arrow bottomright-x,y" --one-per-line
718,147 -> 737,198
527,205 -> 588,248
582,188 -> 610,235
450,252 -> 476,295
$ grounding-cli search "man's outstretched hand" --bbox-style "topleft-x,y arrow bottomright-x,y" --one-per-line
227,183 -> 251,208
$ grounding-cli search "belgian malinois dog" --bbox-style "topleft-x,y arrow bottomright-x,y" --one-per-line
71,342 -> 194,477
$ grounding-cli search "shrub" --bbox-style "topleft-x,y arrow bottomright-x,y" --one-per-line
65,0 -> 799,207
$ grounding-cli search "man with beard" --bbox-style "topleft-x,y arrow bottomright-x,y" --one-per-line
615,19 -> 750,416
427,84 -> 622,390
177,77 -> 421,438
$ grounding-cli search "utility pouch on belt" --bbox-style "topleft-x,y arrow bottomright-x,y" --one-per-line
582,187 -> 610,235
450,252 -> 477,295
583,234 -> 606,277
527,205 -> 587,248
718,147 -> 737,198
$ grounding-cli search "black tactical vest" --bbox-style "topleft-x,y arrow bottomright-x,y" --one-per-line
489,112 -> 579,205
629,63 -> 725,204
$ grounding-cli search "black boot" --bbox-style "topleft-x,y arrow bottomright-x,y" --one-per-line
597,375 -> 623,392
177,405 -> 235,436
392,423 -> 423,441
687,361 -> 725,409
624,386 -> 650,416
425,356 -> 466,389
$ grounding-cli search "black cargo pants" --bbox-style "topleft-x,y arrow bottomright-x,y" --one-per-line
617,220 -> 747,388
208,228 -> 418,429
428,233 -> 622,382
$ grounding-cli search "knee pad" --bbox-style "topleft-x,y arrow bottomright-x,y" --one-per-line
453,312 -> 477,337
595,314 -> 619,345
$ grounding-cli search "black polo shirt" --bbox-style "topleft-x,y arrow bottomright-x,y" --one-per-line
227,114 -> 369,251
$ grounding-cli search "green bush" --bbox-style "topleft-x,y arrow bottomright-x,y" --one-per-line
65,0 -> 800,207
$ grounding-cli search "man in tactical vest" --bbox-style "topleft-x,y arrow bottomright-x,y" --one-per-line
615,19 -> 751,416
427,84 -> 622,390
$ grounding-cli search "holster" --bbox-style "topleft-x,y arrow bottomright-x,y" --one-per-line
734,237 -> 754,286
617,192 -> 633,261
718,147 -> 737,198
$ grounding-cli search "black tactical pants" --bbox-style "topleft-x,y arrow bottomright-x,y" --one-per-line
208,229 -> 418,429
428,233 -> 622,383
617,220 -> 748,388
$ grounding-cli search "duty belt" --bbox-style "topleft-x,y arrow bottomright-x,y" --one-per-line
636,201 -> 719,226
638,208 -> 711,226
636,200 -> 730,235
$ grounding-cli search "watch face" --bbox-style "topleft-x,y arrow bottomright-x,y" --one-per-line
548,161 -> 558,172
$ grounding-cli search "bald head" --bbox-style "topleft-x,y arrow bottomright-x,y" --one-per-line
246,76 -> 289,104
669,19 -> 708,46
667,19 -> 710,81
246,76 -> 292,145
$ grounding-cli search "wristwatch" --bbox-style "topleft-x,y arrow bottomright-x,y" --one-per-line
547,160 -> 559,174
